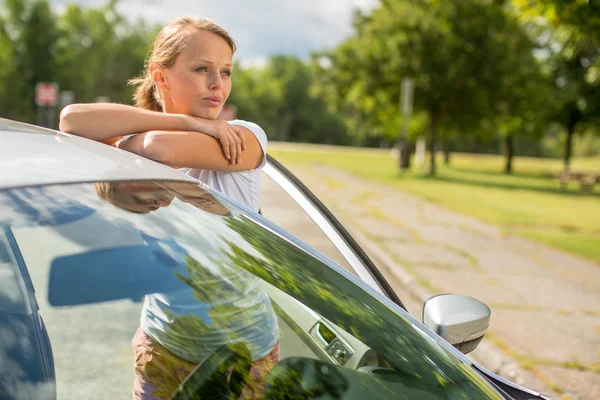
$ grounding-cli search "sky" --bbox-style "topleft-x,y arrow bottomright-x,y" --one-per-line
50,0 -> 377,67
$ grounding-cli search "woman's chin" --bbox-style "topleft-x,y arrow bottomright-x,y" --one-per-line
190,108 -> 220,120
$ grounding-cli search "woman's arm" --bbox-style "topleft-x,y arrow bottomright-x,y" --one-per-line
59,103 -> 189,141
116,125 -> 263,172
60,103 -> 246,163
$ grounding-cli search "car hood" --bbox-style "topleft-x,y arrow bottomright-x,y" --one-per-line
0,119 -> 196,190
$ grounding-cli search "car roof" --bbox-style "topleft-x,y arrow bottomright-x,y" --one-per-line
0,118 -> 197,190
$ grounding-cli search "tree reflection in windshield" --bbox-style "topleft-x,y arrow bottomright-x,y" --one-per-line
220,216 -> 501,399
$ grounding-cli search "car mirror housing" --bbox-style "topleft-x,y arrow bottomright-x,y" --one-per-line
422,294 -> 490,354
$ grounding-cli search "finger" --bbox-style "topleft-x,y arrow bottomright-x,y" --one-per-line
225,132 -> 236,164
221,137 -> 231,160
228,128 -> 240,164
236,129 -> 246,151
230,139 -> 238,164
234,134 -> 242,164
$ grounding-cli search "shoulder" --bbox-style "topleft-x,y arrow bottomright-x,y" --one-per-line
227,119 -> 268,170
227,120 -> 267,149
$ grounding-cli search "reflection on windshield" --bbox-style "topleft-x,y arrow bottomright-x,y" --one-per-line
0,181 -> 502,400
93,181 -> 281,400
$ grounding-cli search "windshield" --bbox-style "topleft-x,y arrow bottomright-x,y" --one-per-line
0,181 -> 502,400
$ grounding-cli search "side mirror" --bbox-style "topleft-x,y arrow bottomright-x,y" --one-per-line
422,294 -> 490,354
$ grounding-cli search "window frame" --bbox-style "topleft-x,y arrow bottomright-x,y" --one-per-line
263,155 -> 406,311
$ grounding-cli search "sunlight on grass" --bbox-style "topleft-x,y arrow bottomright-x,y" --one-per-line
519,230 -> 600,264
270,144 -> 600,264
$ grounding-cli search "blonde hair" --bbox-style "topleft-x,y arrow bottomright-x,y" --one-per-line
129,16 -> 236,112
94,181 -> 116,201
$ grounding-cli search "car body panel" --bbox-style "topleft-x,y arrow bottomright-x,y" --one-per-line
0,119 -> 196,190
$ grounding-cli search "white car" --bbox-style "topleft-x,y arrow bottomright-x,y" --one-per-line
0,117 -> 550,400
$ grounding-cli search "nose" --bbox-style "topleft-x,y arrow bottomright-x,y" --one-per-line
207,70 -> 222,91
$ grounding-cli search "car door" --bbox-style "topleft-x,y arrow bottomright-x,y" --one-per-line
261,155 -> 405,311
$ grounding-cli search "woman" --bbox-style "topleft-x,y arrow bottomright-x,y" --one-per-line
60,16 -> 266,212
61,16 -> 278,399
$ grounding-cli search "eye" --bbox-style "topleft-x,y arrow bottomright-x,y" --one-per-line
221,70 -> 232,77
195,66 -> 208,72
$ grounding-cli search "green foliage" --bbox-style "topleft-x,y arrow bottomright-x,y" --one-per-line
319,0 -> 544,173
222,215 -> 504,398
514,0 -> 600,42
0,0 -> 59,121
228,56 -> 349,144
512,0 -> 600,165
0,0 -> 159,124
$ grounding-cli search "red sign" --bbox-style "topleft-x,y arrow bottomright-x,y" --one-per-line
35,82 -> 59,106
218,105 -> 237,121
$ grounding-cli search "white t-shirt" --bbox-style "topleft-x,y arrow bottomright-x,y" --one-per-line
178,119 -> 268,212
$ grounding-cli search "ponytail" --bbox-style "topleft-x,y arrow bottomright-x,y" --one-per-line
129,73 -> 163,112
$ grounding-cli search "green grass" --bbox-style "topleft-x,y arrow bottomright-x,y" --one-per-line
269,144 -> 600,265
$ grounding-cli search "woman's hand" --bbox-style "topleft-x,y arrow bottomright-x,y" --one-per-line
185,117 -> 246,164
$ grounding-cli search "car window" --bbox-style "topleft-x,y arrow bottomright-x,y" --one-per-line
0,182 -> 502,400
261,170 -> 356,275
261,161 -> 394,302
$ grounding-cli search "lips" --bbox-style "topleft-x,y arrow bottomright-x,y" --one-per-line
203,97 -> 222,107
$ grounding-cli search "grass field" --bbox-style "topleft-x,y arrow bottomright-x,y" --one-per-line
269,143 -> 600,265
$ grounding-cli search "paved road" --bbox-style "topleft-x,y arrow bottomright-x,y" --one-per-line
266,158 -> 600,400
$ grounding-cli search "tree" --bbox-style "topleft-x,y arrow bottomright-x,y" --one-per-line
54,0 -> 158,105
0,0 -> 158,124
514,0 -> 600,42
513,0 -> 600,167
228,55 -> 348,144
321,0 -> 542,174
312,25 -> 405,148
545,40 -> 599,167
491,5 -> 547,174
0,0 -> 59,123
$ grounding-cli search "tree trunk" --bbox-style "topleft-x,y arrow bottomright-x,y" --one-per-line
504,133 -> 513,174
442,136 -> 451,166
564,121 -> 575,168
428,112 -> 438,175
398,139 -> 411,170
397,116 -> 411,170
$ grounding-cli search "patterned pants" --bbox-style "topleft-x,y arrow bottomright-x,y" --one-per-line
132,328 -> 280,400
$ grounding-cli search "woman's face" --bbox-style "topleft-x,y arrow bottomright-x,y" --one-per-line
160,29 -> 233,120
111,182 -> 174,214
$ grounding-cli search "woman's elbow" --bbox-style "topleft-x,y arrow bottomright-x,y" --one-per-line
58,104 -> 78,133
59,103 -> 90,134
140,131 -> 174,164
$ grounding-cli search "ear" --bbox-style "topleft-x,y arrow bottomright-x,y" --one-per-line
150,63 -> 167,89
